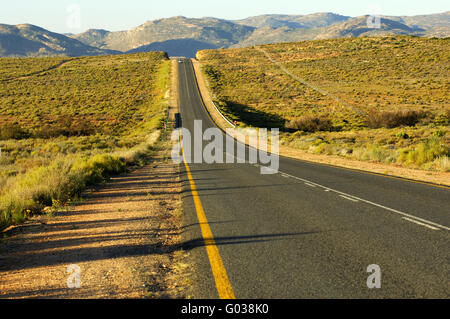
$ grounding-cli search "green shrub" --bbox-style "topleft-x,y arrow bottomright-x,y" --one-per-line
72,154 -> 126,185
353,145 -> 397,163
0,159 -> 82,228
0,194 -> 37,228
398,138 -> 449,166
396,132 -> 409,139
432,130 -> 445,138
433,110 -> 450,126
15,159 -> 85,205
312,142 -> 334,155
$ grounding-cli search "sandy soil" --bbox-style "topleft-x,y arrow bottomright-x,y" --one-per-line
0,147 -> 192,299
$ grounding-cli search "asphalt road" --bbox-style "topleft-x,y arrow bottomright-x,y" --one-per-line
177,58 -> 450,299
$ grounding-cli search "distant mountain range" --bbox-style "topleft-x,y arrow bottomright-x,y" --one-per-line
0,24 -> 119,57
1,12 -> 449,58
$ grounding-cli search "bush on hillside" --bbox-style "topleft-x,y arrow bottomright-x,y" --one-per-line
286,116 -> 333,132
366,109 -> 425,129
0,123 -> 29,140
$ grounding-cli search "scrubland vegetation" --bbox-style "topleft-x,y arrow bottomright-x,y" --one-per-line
0,52 -> 170,230
0,57 -> 71,81
198,36 -> 449,173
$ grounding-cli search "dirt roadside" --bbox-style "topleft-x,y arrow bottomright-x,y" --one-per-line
0,138 -> 193,299
191,59 -> 450,187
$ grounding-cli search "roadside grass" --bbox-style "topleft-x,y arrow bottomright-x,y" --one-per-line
198,36 -> 450,172
0,134 -> 163,230
398,138 -> 449,167
0,52 -> 172,231
280,126 -> 449,170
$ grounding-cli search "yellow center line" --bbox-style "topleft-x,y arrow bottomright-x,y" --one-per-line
181,142 -> 236,300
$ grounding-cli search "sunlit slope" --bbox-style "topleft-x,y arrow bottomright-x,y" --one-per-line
198,36 -> 449,171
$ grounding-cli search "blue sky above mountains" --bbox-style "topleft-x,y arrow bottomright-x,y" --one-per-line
2,0 -> 449,33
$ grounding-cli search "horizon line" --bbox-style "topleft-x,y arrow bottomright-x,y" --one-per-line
1,10 -> 448,34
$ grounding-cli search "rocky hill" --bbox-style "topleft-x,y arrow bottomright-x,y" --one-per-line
1,12 -> 448,57
0,24 -> 118,57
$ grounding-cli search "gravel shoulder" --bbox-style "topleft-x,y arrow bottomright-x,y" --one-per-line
0,139 -> 193,299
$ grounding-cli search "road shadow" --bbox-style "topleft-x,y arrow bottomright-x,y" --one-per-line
0,229 -> 327,272
220,100 -> 286,128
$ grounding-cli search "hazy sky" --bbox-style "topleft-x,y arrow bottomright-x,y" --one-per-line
2,0 -> 449,33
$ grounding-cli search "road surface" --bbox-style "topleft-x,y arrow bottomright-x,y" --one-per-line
177,58 -> 449,299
